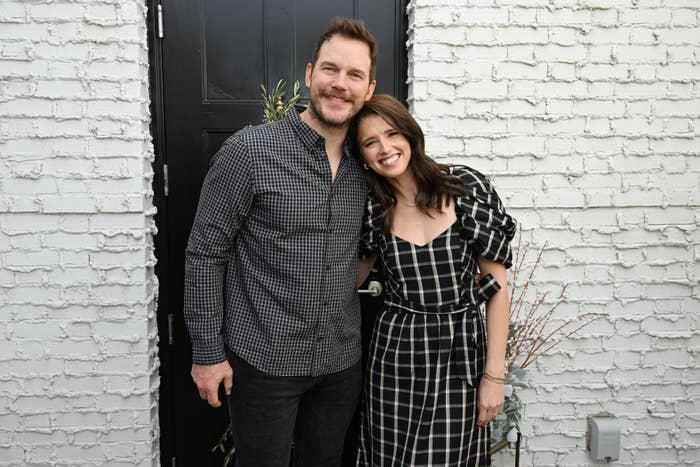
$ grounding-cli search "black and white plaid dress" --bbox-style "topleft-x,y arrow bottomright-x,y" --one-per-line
356,166 -> 516,467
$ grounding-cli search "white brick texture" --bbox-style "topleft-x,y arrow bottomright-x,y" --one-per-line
409,1 -> 699,466
0,1 -> 159,466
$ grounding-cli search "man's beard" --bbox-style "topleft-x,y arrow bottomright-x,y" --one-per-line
308,91 -> 358,128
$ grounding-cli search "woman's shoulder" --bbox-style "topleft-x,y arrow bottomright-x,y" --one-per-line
366,191 -> 383,209
449,165 -> 493,192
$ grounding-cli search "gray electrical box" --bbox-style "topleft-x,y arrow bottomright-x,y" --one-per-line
589,416 -> 621,461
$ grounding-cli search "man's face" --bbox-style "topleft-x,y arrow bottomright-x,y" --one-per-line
305,35 -> 376,128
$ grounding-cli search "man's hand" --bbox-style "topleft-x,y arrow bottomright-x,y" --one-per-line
191,361 -> 234,408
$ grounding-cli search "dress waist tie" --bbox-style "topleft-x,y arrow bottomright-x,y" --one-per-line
383,296 -> 486,387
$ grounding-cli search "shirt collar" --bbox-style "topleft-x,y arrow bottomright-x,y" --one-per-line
288,105 -> 353,160
289,104 -> 325,152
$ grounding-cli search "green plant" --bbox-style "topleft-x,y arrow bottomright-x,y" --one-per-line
492,232 -> 601,444
260,79 -> 301,123
212,424 -> 236,467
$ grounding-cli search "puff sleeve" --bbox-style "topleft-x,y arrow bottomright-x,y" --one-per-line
453,166 -> 516,268
358,195 -> 383,259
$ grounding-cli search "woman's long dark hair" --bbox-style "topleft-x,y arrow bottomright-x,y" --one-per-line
349,94 -> 470,232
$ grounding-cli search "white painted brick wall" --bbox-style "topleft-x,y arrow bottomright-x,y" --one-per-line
0,1 -> 158,466
408,1 -> 699,465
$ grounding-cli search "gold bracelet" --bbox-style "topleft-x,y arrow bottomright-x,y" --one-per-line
483,373 -> 505,385
483,370 -> 506,384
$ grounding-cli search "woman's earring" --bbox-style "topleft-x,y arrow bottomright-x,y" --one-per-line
363,163 -> 369,171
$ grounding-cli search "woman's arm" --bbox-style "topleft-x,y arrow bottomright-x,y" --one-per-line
357,255 -> 377,287
476,256 -> 510,427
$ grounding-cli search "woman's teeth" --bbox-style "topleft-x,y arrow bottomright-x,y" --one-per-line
380,154 -> 400,166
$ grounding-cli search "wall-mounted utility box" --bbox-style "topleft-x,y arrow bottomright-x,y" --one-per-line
588,415 -> 621,461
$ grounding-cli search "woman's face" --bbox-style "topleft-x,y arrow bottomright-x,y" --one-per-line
356,114 -> 412,181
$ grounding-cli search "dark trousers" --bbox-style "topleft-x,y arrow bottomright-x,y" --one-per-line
227,353 -> 362,467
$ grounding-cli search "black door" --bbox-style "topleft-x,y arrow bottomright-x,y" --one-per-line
149,1 -> 407,466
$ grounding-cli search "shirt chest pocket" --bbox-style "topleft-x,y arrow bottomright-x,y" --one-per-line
252,169 -> 330,235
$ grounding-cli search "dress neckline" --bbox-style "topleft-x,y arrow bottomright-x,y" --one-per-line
389,218 -> 459,248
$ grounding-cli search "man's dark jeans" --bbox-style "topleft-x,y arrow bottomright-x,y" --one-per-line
227,353 -> 362,467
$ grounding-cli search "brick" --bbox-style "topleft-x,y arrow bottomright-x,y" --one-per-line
0,58 -> 50,78
42,197 -> 99,214
630,63 -> 658,83
575,99 -> 626,117
494,99 -> 546,115
28,3 -> 85,21
413,99 -> 464,117
53,375 -> 104,394
0,98 -> 53,117
89,214 -> 145,231
534,189 -> 585,208
646,348 -> 692,368
43,233 -> 98,250
535,44 -> 587,63
655,99 -> 700,116
3,178 -> 58,195
86,61 -> 141,81
495,62 -> 547,80
582,27 -> 630,44
457,7 -> 509,25
85,100 -> 144,118
454,117 -> 506,135
547,62 -> 577,81
537,8 -> 591,25
35,79 -> 89,99
44,338 -> 101,357
454,45 -> 507,62
118,2 -> 142,22
3,250 -> 60,268
577,63 -> 630,81
0,445 -> 24,462
616,45 -> 668,63
645,283 -> 693,298
85,4 -> 118,25
413,26 -> 465,44
613,189 -> 665,207
497,26 -> 549,45
493,136 -> 546,155
620,8 -> 673,26
10,320 -> 64,340
645,207 -> 694,225
33,43 -> 90,61
658,63 -> 700,82
655,27 -> 700,45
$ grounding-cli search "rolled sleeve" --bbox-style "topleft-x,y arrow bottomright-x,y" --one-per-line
453,167 -> 516,269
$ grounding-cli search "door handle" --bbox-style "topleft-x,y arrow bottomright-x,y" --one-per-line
357,280 -> 383,297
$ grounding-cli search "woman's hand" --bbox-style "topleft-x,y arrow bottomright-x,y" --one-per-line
476,376 -> 505,427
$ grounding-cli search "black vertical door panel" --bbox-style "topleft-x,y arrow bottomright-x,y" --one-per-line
155,1 -> 406,465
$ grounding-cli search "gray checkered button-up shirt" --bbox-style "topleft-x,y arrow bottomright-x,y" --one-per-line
184,107 -> 367,377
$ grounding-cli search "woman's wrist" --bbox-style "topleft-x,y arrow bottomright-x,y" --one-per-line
483,369 -> 506,385
484,362 -> 505,378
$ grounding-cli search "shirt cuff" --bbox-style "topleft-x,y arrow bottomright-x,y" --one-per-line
191,340 -> 228,365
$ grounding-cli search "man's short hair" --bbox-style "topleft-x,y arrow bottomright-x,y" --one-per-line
311,17 -> 378,82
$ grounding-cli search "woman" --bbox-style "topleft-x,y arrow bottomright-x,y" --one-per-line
350,94 -> 516,466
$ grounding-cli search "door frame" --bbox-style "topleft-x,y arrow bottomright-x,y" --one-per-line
145,1 -> 409,464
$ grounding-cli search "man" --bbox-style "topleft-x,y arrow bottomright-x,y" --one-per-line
183,18 -> 377,466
